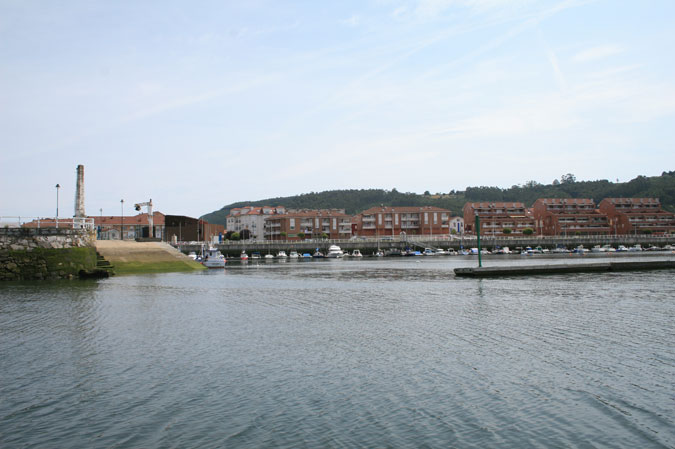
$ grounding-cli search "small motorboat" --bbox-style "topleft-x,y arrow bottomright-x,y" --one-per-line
326,245 -> 344,258
201,247 -> 226,268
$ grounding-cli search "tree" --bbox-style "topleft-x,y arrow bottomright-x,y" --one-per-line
522,228 -> 534,235
503,228 -> 512,234
560,173 -> 576,184
320,233 -> 328,240
280,231 -> 287,239
230,232 -> 240,241
297,232 -> 305,240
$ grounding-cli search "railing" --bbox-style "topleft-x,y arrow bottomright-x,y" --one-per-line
1,216 -> 95,231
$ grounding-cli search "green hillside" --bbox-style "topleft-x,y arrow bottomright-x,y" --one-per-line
202,172 -> 675,225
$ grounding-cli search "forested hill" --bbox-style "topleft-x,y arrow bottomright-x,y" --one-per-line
201,172 -> 675,225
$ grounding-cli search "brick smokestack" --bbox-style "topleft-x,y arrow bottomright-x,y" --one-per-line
74,165 -> 85,218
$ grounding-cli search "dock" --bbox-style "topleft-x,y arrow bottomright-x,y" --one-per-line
454,260 -> 675,277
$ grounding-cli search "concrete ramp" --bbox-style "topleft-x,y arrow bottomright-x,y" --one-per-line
95,240 -> 204,274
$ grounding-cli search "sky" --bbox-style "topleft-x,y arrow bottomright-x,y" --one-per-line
2,0 -> 674,219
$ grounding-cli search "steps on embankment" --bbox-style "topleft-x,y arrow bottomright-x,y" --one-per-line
94,241 -> 205,275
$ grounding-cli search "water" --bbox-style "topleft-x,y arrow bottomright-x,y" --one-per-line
1,255 -> 674,448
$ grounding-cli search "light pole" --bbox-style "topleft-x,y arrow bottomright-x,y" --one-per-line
55,184 -> 60,228
120,199 -> 124,240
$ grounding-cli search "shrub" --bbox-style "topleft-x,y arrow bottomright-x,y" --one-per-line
502,228 -> 512,234
522,228 -> 534,235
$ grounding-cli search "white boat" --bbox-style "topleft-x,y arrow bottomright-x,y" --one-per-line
277,251 -> 288,258
264,254 -> 275,259
251,252 -> 261,259
351,249 -> 363,257
423,248 -> 435,256
435,248 -> 447,255
628,244 -> 643,252
201,247 -> 226,268
240,251 -> 249,260
616,245 -> 628,252
326,245 -> 344,258
521,247 -> 534,255
289,251 -> 299,259
188,251 -> 197,260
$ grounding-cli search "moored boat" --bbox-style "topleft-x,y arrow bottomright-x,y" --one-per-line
201,247 -> 226,268
326,245 -> 344,258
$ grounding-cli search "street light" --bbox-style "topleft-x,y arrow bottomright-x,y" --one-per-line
120,199 -> 124,240
55,184 -> 60,228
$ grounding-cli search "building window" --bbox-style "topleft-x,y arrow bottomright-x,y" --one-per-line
290,218 -> 295,230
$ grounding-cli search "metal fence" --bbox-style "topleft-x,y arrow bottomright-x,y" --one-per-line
1,216 -> 95,231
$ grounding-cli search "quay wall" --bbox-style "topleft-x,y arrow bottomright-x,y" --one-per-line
0,228 -> 97,280
175,235 -> 674,256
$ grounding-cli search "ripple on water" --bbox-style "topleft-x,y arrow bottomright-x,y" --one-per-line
1,261 -> 674,448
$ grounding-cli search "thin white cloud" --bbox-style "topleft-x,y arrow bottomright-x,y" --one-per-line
340,15 -> 361,27
572,45 -> 622,63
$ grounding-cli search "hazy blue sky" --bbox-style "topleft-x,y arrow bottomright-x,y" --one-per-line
2,0 -> 674,219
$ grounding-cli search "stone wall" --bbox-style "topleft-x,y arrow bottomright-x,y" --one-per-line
0,228 -> 97,280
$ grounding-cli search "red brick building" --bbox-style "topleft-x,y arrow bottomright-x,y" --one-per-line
352,206 -> 453,238
532,198 -> 610,236
463,202 -> 535,236
264,209 -> 352,240
598,198 -> 675,235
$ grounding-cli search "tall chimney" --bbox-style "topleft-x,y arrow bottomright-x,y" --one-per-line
74,165 -> 85,218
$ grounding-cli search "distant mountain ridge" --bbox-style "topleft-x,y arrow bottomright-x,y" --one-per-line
201,172 -> 675,225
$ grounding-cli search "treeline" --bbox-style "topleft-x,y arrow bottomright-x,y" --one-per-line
201,172 -> 675,225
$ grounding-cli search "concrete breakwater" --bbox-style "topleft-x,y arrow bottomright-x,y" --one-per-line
0,228 -> 97,280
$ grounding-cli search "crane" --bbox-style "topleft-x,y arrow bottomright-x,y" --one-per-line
134,199 -> 154,238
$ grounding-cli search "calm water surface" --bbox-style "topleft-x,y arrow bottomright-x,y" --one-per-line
1,255 -> 674,448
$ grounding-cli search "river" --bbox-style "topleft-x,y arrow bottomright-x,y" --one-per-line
1,254 -> 674,448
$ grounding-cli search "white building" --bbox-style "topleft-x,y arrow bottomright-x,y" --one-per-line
449,217 -> 464,234
226,206 -> 286,240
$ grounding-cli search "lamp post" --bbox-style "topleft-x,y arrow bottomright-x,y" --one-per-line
55,184 -> 60,228
120,199 -> 124,240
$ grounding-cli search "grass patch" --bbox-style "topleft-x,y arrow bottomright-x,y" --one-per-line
113,259 -> 206,275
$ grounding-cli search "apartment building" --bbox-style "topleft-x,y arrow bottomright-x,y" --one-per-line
598,198 -> 675,235
532,198 -> 610,236
463,202 -> 536,236
352,206 -> 453,238
264,209 -> 352,240
226,206 -> 286,239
